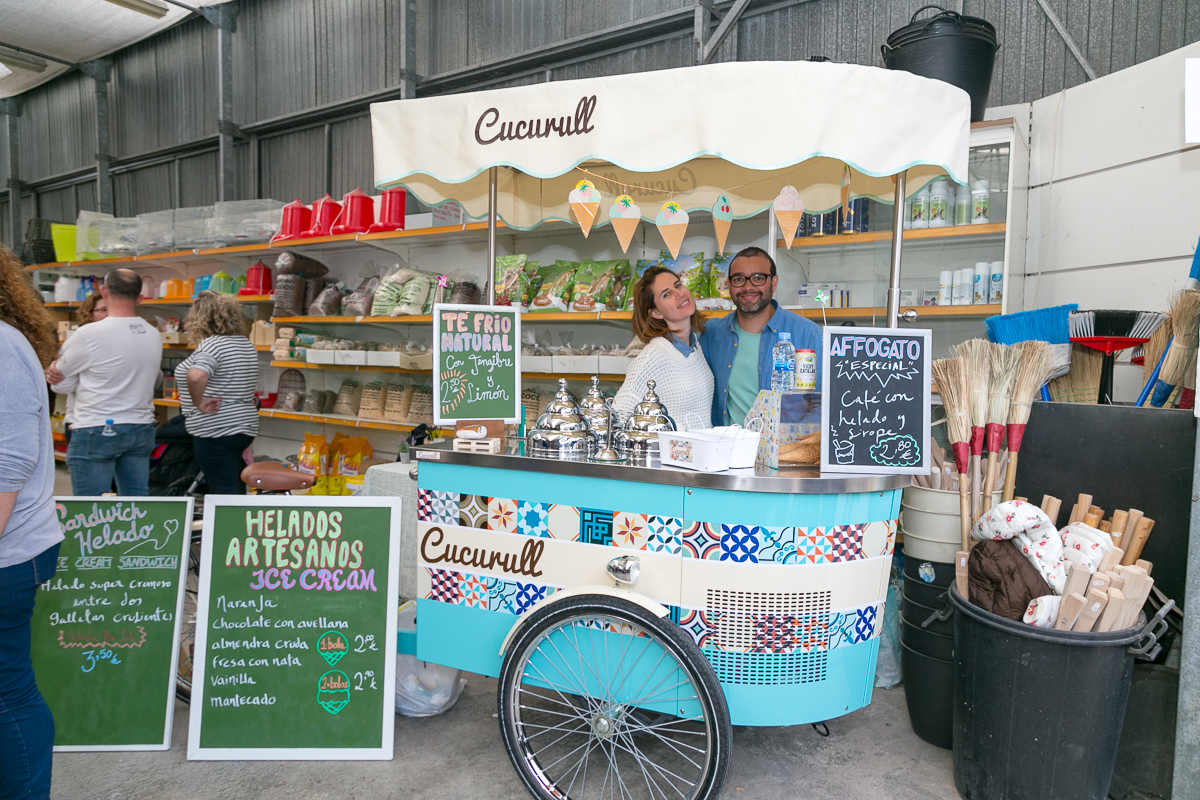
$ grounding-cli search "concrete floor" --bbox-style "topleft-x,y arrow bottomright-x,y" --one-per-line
50,679 -> 958,800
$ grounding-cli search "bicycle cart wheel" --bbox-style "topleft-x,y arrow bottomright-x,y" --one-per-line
498,595 -> 731,800
176,528 -> 202,703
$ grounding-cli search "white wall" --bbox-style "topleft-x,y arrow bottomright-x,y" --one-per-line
1015,41 -> 1200,402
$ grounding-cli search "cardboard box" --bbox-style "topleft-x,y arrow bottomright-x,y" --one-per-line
598,355 -> 633,375
899,289 -> 919,307
408,351 -> 434,371
335,350 -> 368,366
922,289 -> 940,306
366,351 -> 403,367
522,355 -> 553,374
553,355 -> 600,375
251,320 -> 276,346
160,331 -> 182,344
306,349 -> 335,364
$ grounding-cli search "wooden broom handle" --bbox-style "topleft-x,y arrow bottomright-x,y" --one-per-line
1002,451 -> 1019,502
959,475 -> 971,550
983,456 -> 999,509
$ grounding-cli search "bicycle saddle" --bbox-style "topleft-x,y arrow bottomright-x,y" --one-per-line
241,461 -> 315,492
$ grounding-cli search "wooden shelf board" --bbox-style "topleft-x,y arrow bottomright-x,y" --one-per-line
49,294 -> 270,309
54,452 -> 67,462
269,233 -> 359,248
258,408 -> 448,433
357,221 -> 503,242
153,398 -> 181,407
270,360 -> 429,374
777,222 -> 1005,249
196,243 -> 271,255
271,315 -> 433,324
791,304 -> 1000,319
162,344 -> 272,351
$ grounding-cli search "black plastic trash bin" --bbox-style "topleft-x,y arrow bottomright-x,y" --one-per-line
949,586 -> 1171,800
901,556 -> 956,749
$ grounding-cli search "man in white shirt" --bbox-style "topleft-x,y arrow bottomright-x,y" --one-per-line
46,269 -> 163,496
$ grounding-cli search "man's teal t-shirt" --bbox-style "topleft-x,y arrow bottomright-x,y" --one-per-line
725,322 -> 761,425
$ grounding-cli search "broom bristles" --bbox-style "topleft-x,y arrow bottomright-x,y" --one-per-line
933,357 -> 970,447
1050,344 -> 1102,403
1143,320 -> 1174,383
952,339 -> 991,429
1008,340 -> 1053,425
986,343 -> 1021,425
1159,289 -> 1200,386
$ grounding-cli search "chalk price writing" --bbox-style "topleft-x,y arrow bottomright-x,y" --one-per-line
354,671 -> 377,691
353,634 -> 377,653
81,649 -> 122,673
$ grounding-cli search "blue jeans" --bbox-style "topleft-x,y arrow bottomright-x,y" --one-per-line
0,543 -> 60,800
66,423 -> 156,497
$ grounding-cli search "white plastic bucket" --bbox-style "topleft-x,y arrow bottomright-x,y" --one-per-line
900,485 -> 1001,562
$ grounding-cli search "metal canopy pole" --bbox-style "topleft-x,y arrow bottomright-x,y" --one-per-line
486,167 -> 497,305
1174,424 -> 1200,796
886,171 -> 907,329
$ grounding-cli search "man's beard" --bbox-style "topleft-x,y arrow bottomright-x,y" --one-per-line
734,294 -> 771,314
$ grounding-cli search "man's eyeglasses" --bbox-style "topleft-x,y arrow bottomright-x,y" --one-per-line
729,273 -> 771,287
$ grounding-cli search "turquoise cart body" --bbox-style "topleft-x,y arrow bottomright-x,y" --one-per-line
412,447 -> 905,727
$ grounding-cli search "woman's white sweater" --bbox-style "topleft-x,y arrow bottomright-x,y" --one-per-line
613,336 -> 715,429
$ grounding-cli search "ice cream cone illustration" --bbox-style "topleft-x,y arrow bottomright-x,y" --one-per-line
317,670 -> 350,715
773,185 -> 804,249
656,201 -> 689,259
608,194 -> 641,253
569,179 -> 601,237
712,194 -> 733,254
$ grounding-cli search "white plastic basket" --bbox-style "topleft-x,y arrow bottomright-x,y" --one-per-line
657,428 -> 736,472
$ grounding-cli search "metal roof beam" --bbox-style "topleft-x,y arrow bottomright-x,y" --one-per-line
702,0 -> 753,64
1034,0 -> 1098,82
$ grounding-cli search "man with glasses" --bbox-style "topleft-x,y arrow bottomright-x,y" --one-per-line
700,246 -> 822,427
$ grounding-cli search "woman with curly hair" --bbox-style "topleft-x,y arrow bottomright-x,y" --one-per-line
175,291 -> 259,493
0,245 -> 63,800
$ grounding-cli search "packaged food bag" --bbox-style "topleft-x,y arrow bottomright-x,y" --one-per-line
705,253 -> 734,309
371,268 -> 420,316
342,276 -> 380,317
625,260 -> 657,310
358,380 -> 388,420
579,259 -> 628,312
384,384 -> 414,422
494,255 -> 530,308
332,379 -> 363,416
297,433 -> 329,494
569,260 -> 603,312
660,251 -> 707,298
392,274 -> 431,316
529,261 -> 576,312
275,251 -> 329,279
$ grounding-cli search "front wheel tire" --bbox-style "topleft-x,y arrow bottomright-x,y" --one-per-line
497,595 -> 731,800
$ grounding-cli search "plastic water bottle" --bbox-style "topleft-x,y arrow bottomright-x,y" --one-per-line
102,419 -> 116,437
771,332 -> 796,391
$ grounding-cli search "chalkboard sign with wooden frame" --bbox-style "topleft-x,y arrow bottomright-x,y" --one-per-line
820,326 -> 931,475
31,496 -> 194,751
186,496 -> 401,761
433,303 -> 522,425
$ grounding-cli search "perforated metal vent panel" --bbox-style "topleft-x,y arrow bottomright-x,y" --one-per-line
702,589 -> 832,685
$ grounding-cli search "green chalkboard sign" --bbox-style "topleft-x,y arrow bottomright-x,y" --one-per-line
31,497 -> 193,750
433,303 -> 522,424
187,496 -> 401,760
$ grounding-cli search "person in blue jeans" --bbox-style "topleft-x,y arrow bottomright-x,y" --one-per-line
700,246 -> 823,427
0,245 -> 65,800
46,268 -> 163,496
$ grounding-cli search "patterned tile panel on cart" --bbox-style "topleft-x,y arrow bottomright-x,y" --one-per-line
424,567 -> 556,616
421,496 -> 897,565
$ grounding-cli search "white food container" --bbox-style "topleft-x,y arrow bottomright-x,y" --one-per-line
366,351 -> 403,367
335,350 -> 368,366
656,429 -> 736,472
552,355 -> 599,374
306,349 -> 335,364
708,425 -> 763,469
522,355 -> 553,374
598,355 -> 633,375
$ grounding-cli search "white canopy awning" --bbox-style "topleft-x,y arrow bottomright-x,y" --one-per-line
371,60 -> 971,230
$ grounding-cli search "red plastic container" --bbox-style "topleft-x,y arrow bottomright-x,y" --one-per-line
331,188 -> 374,235
254,392 -> 278,409
301,195 -> 342,238
239,260 -> 273,296
273,199 -> 311,242
367,187 -> 407,233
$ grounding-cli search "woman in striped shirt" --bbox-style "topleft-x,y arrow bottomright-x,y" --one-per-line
175,291 -> 259,494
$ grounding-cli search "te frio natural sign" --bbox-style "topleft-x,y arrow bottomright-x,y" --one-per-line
31,497 -> 193,751
187,497 -> 401,761
433,303 -> 522,424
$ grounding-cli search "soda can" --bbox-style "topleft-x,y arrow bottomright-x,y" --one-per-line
795,349 -> 817,391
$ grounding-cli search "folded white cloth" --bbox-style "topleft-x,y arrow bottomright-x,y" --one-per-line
1023,595 -> 1061,628
973,500 -> 1068,594
1062,522 -> 1113,573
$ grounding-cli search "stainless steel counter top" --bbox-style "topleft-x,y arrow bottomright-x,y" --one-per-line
413,442 -> 908,495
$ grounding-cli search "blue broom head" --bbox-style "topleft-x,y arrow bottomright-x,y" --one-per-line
985,304 -> 1078,345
